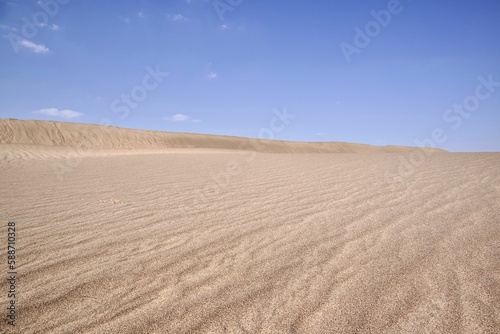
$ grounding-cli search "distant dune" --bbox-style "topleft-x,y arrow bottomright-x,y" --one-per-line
0,119 -> 446,153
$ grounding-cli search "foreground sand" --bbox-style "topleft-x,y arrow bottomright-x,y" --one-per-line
0,144 -> 499,333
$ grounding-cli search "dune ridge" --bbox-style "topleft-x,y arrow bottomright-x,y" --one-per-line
0,119 -> 446,154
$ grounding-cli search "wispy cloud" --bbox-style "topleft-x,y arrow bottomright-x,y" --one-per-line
163,114 -> 201,122
18,39 -> 49,53
220,24 -> 229,31
33,108 -> 84,119
0,24 -> 17,32
316,132 -> 326,137
118,15 -> 130,23
138,11 -> 145,18
167,14 -> 186,22
204,62 -> 218,79
13,18 -> 60,31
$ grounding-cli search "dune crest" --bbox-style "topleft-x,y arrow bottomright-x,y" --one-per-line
0,119 -> 446,153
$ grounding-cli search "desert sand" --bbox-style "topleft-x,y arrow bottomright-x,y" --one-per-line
0,119 -> 499,333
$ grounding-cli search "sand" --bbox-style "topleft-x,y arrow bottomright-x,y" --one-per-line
0,119 -> 446,154
0,120 -> 499,333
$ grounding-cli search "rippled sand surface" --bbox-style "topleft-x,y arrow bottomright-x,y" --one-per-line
1,146 -> 499,333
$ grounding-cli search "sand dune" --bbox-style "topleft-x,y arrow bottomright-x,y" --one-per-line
0,119 -> 445,154
1,121 -> 499,334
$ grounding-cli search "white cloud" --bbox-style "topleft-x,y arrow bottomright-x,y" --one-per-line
220,24 -> 229,31
316,132 -> 326,137
163,114 -> 201,122
138,11 -> 145,18
49,24 -> 60,31
18,39 -> 49,53
207,71 -> 217,79
33,108 -> 84,119
167,13 -> 186,22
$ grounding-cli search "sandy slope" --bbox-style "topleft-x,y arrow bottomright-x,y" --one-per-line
0,142 -> 499,333
0,119 -> 445,154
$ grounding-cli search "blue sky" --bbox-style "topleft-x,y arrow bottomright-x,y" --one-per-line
1,0 -> 499,152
